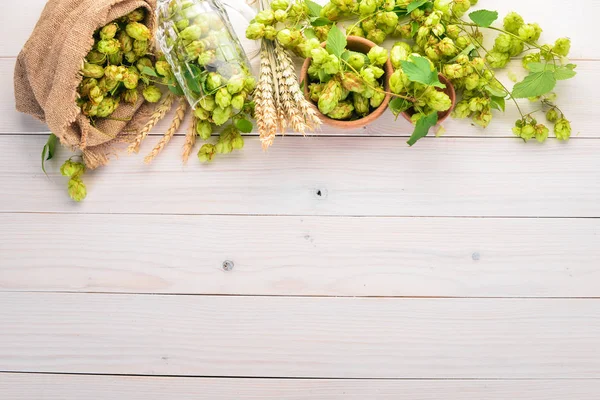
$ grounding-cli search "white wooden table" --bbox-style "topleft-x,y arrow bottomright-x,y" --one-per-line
1,0 -> 600,398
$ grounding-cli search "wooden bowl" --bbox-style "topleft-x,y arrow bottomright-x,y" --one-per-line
300,36 -> 393,129
401,74 -> 456,125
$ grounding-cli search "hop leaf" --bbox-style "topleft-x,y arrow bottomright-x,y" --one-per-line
512,71 -> 556,99
468,10 -> 499,28
407,112 -> 438,146
326,24 -> 346,57
400,56 -> 446,88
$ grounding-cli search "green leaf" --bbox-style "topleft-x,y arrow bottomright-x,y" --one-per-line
311,17 -> 332,27
490,96 -> 506,112
235,118 -> 253,133
400,56 -> 446,88
304,28 -> 318,40
407,112 -> 438,146
389,98 -> 411,116
141,66 -> 158,77
468,9 -> 499,28
318,69 -> 331,82
168,82 -> 185,96
554,67 -> 577,81
184,68 -> 202,94
449,44 -> 475,63
41,134 -> 58,175
512,71 -> 557,98
326,24 -> 346,57
484,85 -> 507,97
410,20 -> 419,37
305,0 -> 322,18
407,0 -> 428,13
526,62 -> 577,81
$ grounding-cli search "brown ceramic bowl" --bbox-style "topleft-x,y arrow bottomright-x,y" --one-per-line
300,36 -> 393,129
401,74 -> 456,125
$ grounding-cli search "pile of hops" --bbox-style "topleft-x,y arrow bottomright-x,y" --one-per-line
77,8 -> 169,120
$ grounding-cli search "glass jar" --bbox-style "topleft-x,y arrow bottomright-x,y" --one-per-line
156,0 -> 255,109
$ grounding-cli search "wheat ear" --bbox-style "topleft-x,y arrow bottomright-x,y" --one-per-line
144,97 -> 188,164
256,44 -> 278,150
128,92 -> 176,154
182,116 -> 198,164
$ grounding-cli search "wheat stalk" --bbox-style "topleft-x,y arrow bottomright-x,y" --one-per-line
144,97 -> 188,164
182,116 -> 198,164
256,44 -> 278,150
128,92 -> 176,154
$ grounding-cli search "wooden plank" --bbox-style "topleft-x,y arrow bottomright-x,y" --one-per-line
1,374 -> 600,400
1,135 -> 599,217
1,214 -> 599,297
3,0 -> 600,58
3,57 -> 599,138
1,293 -> 600,378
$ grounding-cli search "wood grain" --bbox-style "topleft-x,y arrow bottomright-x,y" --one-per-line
2,373 -> 600,400
1,293 -> 600,378
1,214 -> 599,297
1,135 -> 599,217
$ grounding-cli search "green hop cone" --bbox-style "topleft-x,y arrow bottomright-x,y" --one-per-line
108,52 -> 124,65
347,53 -> 365,70
206,72 -> 223,91
133,40 -> 149,57
310,47 -> 329,65
546,108 -> 559,123
365,65 -> 384,79
246,22 -> 266,40
194,107 -> 210,120
60,159 -> 85,178
322,54 -> 341,75
100,23 -> 118,40
126,22 -> 151,41
464,73 -> 479,91
503,12 -> 524,34
82,102 -> 98,117
136,57 -> 153,73
197,50 -> 215,66
123,68 -> 140,90
370,89 -> 385,108
395,24 -> 413,39
143,85 -> 162,103
231,134 -> 244,150
68,177 -> 87,202
175,18 -> 190,31
226,74 -> 245,95
361,18 -> 376,33
155,61 -> 171,77
367,46 -> 389,66
88,86 -> 104,105
376,11 -> 399,29
297,38 -> 321,59
494,34 -> 513,53
124,51 -> 138,63
198,144 -> 217,163
231,93 -> 245,110
443,63 -> 466,79
81,62 -> 105,79
255,9 -> 275,25
126,8 -> 146,22
196,120 -> 213,140
452,100 -> 471,119
534,123 -> 549,143
96,97 -> 119,118
446,24 -> 460,40
86,50 -> 106,65
309,83 -> 324,102
353,93 -> 370,116
122,88 -> 138,104
346,26 -> 365,38
79,78 -> 98,97
341,72 -> 366,93
199,95 -> 216,111
318,79 -> 342,115
554,38 -> 571,57
314,25 -> 331,42
212,106 -> 233,126
321,3 -> 341,20
437,37 -> 457,57
554,118 -> 572,141
366,29 -> 386,45
105,65 -> 127,81
117,31 -> 134,52
518,23 -> 542,42
274,9 -> 288,22
358,0 -> 377,15
473,109 -> 493,128
486,51 -> 510,69
327,101 -> 354,120
389,69 -> 408,94
426,90 -> 452,112
216,87 -> 232,108
97,38 -> 121,55
451,0 -> 471,17
522,52 -> 541,70
270,0 -> 289,10
390,44 -> 410,69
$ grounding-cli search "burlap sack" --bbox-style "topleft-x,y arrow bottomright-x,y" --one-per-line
14,0 -> 158,169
